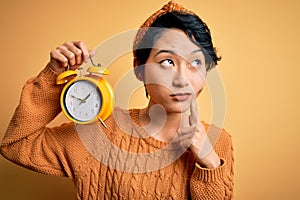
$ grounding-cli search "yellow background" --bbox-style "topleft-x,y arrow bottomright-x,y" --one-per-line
0,0 -> 299,199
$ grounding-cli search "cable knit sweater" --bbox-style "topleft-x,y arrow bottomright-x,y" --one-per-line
0,65 -> 234,199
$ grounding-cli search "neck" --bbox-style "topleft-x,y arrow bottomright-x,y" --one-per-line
138,100 -> 189,142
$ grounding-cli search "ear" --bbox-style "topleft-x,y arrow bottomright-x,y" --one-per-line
136,71 -> 144,81
134,65 -> 145,81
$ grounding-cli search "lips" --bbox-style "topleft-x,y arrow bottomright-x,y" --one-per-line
170,92 -> 191,101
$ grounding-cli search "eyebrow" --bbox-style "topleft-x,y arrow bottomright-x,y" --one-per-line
192,49 -> 203,54
154,49 -> 203,57
154,50 -> 175,57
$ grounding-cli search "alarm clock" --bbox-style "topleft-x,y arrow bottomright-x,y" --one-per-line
56,60 -> 114,126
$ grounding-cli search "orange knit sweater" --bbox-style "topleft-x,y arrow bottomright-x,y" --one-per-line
0,65 -> 234,199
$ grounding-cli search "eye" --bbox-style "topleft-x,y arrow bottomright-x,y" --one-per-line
191,59 -> 202,68
159,59 -> 174,68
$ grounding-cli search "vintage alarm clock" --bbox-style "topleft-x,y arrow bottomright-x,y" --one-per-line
56,57 -> 114,126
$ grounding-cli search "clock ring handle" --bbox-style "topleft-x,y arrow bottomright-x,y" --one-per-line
56,64 -> 78,85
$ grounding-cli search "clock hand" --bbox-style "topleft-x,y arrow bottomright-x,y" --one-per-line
71,95 -> 85,104
79,92 -> 92,105
82,93 -> 91,101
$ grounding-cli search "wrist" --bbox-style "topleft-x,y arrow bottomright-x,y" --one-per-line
48,62 -> 62,75
196,150 -> 221,169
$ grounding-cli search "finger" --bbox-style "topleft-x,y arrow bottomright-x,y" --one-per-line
177,110 -> 189,131
50,50 -> 68,68
63,42 -> 83,65
178,126 -> 197,136
177,134 -> 194,143
89,49 -> 97,57
189,96 -> 200,127
83,49 -> 97,63
74,41 -> 90,62
172,132 -> 194,148
57,45 -> 76,66
173,127 -> 196,143
180,138 -> 194,149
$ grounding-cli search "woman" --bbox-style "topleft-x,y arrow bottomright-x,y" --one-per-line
0,1 -> 234,199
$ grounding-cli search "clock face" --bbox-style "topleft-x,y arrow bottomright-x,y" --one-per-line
63,80 -> 102,122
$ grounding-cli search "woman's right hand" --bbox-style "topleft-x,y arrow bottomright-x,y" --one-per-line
49,41 -> 94,74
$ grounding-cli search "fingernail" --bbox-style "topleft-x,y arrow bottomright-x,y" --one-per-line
89,50 -> 96,56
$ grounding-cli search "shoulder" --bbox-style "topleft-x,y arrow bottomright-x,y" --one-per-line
202,122 -> 233,156
202,122 -> 232,141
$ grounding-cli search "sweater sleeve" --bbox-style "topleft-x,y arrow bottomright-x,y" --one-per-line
0,64 -> 81,179
190,128 -> 234,199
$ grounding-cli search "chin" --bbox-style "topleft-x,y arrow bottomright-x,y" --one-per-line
164,101 -> 190,113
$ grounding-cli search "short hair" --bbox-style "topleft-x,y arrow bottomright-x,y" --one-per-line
134,11 -> 221,74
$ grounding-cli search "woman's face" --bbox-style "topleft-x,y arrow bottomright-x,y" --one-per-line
144,28 -> 207,113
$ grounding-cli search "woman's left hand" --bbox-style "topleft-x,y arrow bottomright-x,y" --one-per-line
178,97 -> 221,169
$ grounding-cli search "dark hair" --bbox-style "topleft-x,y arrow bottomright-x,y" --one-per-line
135,12 -> 221,72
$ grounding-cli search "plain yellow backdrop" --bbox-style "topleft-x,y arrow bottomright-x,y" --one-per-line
0,0 -> 300,199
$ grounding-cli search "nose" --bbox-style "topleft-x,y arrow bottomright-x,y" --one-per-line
172,67 -> 189,88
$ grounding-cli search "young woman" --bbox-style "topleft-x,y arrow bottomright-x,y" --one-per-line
0,1 -> 234,199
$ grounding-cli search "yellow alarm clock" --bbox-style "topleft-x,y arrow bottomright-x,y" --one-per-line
56,58 -> 114,126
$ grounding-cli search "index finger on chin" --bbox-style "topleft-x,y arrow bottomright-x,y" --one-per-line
189,96 -> 200,127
